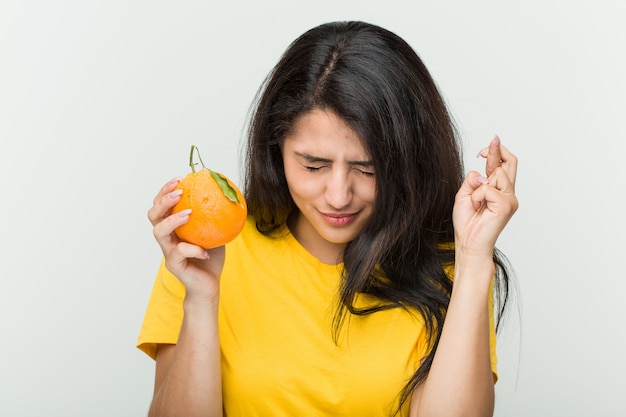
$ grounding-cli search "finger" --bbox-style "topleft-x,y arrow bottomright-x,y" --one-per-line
457,171 -> 488,197
148,186 -> 183,226
497,144 -> 518,186
469,183 -> 488,211
484,135 -> 502,177
152,178 -> 182,204
456,171 -> 490,212
168,241 -> 211,264
470,184 -> 506,212
152,208 -> 191,250
163,242 -> 212,287
486,167 -> 515,193
471,183 -> 519,218
466,169 -> 507,200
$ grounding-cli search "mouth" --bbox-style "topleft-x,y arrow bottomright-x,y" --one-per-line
320,211 -> 359,226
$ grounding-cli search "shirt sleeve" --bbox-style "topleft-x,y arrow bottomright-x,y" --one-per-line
136,258 -> 186,360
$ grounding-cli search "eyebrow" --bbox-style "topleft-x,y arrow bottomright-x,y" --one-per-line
294,151 -> 374,167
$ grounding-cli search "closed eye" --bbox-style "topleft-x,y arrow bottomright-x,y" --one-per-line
356,169 -> 375,177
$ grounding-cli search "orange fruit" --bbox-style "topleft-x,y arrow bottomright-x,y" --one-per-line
171,146 -> 247,249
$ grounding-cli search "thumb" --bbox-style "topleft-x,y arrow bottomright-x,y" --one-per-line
457,171 -> 490,211
458,171 -> 489,196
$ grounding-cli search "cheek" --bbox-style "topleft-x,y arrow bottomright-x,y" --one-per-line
288,177 -> 322,201
356,180 -> 377,205
284,168 -> 321,201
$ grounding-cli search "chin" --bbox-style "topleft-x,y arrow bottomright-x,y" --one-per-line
318,227 -> 361,245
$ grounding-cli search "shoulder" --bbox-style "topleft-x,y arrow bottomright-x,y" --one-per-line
226,216 -> 289,251
223,216 -> 293,268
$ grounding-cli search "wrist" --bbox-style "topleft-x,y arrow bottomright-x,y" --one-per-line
454,252 -> 495,286
183,291 -> 220,314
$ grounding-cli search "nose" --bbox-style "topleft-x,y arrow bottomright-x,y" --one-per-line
325,170 -> 352,209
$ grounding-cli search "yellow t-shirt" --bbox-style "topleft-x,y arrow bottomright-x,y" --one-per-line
137,217 -> 498,416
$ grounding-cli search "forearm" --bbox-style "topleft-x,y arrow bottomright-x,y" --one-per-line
412,258 -> 495,417
149,297 -> 222,417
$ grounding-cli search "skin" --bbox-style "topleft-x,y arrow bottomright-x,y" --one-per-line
146,109 -> 518,417
409,135 -> 518,417
281,109 -> 376,264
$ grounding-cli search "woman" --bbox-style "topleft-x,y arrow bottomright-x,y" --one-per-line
139,21 -> 518,417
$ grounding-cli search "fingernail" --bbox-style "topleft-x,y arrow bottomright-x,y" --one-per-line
169,189 -> 183,199
177,208 -> 192,217
169,177 -> 182,184
476,176 -> 489,184
476,147 -> 488,158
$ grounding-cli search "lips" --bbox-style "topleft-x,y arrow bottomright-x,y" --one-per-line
320,211 -> 358,226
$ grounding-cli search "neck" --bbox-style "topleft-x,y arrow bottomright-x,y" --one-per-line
288,213 -> 345,265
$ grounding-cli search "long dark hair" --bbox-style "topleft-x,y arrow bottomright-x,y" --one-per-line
244,21 -> 511,415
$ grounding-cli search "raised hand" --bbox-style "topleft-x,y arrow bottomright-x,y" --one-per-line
147,178 -> 225,301
453,135 -> 519,260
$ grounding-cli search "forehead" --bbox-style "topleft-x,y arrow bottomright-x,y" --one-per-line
284,109 -> 369,157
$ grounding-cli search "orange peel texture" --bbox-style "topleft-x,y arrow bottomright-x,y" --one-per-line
172,169 -> 247,249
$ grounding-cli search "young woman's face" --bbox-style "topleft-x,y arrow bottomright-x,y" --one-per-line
281,109 -> 376,264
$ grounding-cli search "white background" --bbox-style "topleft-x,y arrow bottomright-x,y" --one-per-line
1,1 -> 625,416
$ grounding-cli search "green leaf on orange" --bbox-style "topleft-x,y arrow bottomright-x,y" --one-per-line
210,170 -> 241,205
